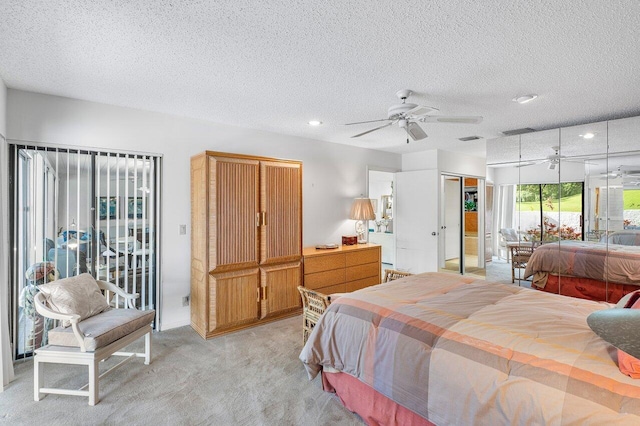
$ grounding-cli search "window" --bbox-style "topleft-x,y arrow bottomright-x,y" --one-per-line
516,182 -> 584,241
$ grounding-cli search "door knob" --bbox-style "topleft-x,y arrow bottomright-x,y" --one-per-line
432,232 -> 437,236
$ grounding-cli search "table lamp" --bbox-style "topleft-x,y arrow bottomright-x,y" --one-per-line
349,197 -> 376,244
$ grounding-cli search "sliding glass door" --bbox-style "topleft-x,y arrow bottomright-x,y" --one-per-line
9,144 -> 162,359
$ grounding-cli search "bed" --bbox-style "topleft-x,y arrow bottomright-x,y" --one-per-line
601,230 -> 640,246
299,272 -> 640,425
523,241 -> 640,302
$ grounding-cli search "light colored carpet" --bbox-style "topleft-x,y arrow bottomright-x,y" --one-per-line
486,257 -> 533,288
0,316 -> 363,426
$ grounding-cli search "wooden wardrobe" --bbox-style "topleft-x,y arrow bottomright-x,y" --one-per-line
190,151 -> 302,339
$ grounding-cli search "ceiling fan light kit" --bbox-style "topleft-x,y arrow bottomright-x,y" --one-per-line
346,89 -> 483,143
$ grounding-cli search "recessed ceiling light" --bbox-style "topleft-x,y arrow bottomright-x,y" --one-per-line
581,132 -> 595,139
308,120 -> 322,126
512,94 -> 538,104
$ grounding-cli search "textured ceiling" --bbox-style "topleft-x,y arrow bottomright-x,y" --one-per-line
2,1 -> 640,157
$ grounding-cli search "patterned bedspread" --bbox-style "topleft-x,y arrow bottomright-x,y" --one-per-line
524,240 -> 640,287
299,272 -> 640,424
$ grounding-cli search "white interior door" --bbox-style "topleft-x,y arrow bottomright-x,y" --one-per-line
395,169 -> 439,273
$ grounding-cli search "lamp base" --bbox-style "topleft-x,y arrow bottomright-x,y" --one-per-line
355,221 -> 367,244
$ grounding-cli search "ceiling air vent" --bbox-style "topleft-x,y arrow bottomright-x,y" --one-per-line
502,127 -> 536,136
458,135 -> 481,142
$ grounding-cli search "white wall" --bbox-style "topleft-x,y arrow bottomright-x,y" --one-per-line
0,78 -> 6,137
402,149 -> 485,177
401,149 -> 439,171
7,89 -> 401,330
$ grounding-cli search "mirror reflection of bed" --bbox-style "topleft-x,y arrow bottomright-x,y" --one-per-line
486,115 -> 640,302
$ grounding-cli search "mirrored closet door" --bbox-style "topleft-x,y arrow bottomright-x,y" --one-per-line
486,115 -> 640,302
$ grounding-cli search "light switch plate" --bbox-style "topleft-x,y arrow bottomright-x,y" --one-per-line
179,224 -> 187,235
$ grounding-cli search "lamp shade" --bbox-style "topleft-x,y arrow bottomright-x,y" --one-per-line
349,198 -> 376,221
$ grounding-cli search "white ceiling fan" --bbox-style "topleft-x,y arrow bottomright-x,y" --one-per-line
345,89 -> 483,142
519,146 -> 596,169
601,165 -> 640,178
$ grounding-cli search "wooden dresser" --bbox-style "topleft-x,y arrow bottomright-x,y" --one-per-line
303,244 -> 381,294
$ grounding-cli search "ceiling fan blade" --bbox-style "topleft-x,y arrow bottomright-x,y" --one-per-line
515,160 -> 544,168
404,105 -> 439,118
344,118 -> 391,126
421,116 -> 483,124
564,158 -> 599,165
351,121 -> 395,138
407,122 -> 428,141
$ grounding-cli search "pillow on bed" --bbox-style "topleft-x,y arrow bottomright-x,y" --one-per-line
38,273 -> 109,327
617,291 -> 640,378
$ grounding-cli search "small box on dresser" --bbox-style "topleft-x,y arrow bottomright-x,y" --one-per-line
342,235 -> 358,246
302,243 -> 381,295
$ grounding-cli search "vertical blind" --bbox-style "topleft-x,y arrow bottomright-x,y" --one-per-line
9,144 -> 161,359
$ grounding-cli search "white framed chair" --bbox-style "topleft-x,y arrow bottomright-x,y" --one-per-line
33,274 -> 155,405
498,228 -> 530,261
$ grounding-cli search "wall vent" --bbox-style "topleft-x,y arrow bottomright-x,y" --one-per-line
502,127 -> 536,136
458,135 -> 481,142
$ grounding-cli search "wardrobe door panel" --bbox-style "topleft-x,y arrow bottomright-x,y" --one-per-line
260,262 -> 302,319
210,156 -> 260,272
260,161 -> 302,265
210,269 -> 260,331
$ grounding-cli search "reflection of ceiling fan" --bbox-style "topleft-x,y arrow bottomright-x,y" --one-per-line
345,89 -> 483,143
601,165 -> 640,178
519,146 -> 595,169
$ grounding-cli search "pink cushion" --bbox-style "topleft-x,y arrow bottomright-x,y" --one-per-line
618,291 -> 640,378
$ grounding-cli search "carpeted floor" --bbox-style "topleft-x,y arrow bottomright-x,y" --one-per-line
0,316 -> 363,426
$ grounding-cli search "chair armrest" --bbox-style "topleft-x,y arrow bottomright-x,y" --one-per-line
97,279 -> 139,309
34,291 -> 87,350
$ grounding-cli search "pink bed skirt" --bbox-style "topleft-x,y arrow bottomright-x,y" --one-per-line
321,371 -> 434,426
533,274 -> 638,303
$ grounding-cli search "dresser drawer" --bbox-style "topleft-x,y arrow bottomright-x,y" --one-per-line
304,268 -> 345,290
345,248 -> 379,267
311,282 -> 346,295
304,253 -> 345,274
346,276 -> 380,292
345,262 -> 379,281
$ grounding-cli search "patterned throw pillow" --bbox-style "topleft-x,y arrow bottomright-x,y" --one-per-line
38,273 -> 110,327
617,291 -> 640,378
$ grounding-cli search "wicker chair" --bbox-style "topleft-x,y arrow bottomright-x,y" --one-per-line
510,242 -> 540,283
297,286 -> 331,344
383,269 -> 413,283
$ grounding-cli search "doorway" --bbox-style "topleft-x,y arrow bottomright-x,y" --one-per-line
367,169 -> 396,270
440,174 -> 485,277
9,144 -> 162,359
